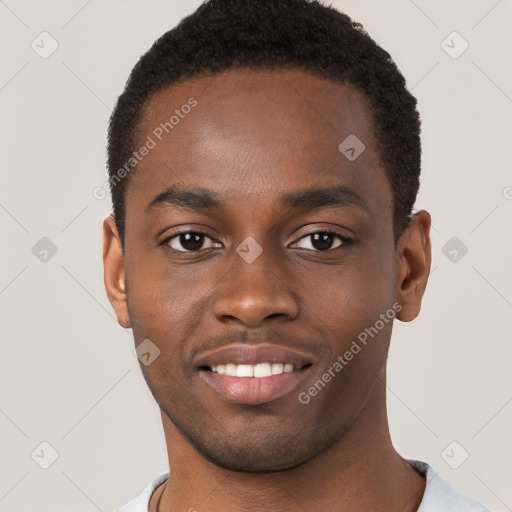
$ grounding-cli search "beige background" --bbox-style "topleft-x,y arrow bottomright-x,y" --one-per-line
0,0 -> 511,510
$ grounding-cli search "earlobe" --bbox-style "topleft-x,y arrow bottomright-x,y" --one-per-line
102,215 -> 131,328
395,210 -> 432,322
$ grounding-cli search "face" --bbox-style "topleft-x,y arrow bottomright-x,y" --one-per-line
104,68 -> 430,472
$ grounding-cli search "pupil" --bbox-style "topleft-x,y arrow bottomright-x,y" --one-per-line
181,233 -> 204,251
311,233 -> 333,251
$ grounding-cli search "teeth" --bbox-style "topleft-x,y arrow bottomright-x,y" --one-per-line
236,364 -> 253,377
271,363 -> 284,375
254,363 -> 272,377
283,363 -> 294,373
210,363 -> 296,377
226,363 -> 237,377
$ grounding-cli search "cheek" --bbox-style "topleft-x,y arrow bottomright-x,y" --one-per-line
125,253 -> 212,375
308,243 -> 396,312
302,244 -> 397,355
299,265 -> 396,412
126,244 -> 199,318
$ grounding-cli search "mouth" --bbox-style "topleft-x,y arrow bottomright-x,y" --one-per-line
196,344 -> 314,405
208,362 -> 299,377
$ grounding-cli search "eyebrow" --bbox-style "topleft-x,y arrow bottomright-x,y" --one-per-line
146,185 -> 221,213
282,185 -> 369,213
145,184 -> 369,214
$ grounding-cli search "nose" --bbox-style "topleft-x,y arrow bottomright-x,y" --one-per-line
213,248 -> 299,328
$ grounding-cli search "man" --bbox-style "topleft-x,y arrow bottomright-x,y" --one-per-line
103,0 -> 490,510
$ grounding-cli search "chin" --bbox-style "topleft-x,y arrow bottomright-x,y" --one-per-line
192,443 -> 313,473
163,406 -> 334,473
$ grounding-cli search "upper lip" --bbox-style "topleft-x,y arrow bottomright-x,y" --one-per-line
195,343 -> 314,369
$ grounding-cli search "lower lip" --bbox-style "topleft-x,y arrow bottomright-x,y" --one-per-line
199,368 -> 309,405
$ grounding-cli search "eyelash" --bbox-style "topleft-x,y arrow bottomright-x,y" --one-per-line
161,230 -> 353,253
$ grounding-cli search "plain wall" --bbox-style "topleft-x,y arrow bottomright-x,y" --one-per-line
0,1 -> 511,510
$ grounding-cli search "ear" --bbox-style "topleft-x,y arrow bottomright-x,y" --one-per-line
103,215 -> 131,328
395,210 -> 432,322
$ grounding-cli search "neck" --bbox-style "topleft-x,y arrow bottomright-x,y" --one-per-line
151,370 -> 426,512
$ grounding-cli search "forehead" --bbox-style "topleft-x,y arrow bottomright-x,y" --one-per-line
127,68 -> 391,218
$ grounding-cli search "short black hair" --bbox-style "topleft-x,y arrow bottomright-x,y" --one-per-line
107,0 -> 421,247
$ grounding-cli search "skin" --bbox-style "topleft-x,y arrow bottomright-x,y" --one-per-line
103,68 -> 431,512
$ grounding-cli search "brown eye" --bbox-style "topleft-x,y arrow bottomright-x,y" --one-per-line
165,232 -> 221,252
294,232 -> 349,251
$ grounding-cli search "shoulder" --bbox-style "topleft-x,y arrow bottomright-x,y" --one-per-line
116,462 -> 492,512
116,472 -> 169,512
408,460 -> 491,512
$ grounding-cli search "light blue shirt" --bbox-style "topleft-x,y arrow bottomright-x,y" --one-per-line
117,459 -> 491,511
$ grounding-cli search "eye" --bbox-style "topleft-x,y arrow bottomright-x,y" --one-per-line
293,231 -> 351,251
163,231 -> 222,252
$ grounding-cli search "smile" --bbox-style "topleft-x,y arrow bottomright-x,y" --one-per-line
210,362 -> 296,377
196,344 -> 314,405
